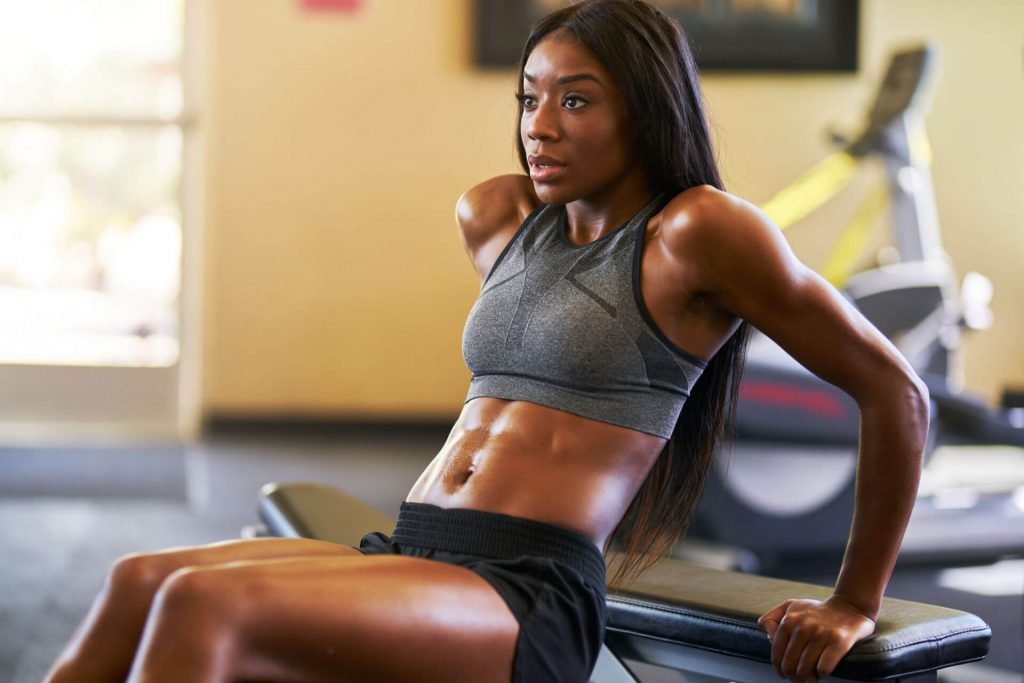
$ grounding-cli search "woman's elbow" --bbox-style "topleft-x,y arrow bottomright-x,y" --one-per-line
857,361 -> 931,442
888,367 -> 932,452
903,368 -> 930,423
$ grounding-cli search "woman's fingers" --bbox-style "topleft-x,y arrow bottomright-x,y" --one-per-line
794,635 -> 830,682
758,599 -> 791,641
767,608 -> 798,679
814,640 -> 853,680
761,597 -> 875,682
778,621 -> 813,683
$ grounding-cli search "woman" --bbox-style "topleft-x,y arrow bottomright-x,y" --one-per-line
46,2 -> 929,682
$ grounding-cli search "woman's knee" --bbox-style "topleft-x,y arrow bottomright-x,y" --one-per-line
124,567 -> 251,681
151,565 -> 252,628
108,552 -> 180,599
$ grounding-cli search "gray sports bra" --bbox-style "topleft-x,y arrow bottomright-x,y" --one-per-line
461,194 -> 707,439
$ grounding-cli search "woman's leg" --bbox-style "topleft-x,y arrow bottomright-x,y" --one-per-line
126,553 -> 518,683
44,537 -> 359,683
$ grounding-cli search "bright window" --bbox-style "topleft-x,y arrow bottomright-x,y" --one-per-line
0,0 -> 186,367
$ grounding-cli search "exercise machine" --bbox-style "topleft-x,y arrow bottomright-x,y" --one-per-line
254,482 -> 991,683
690,44 -> 1024,569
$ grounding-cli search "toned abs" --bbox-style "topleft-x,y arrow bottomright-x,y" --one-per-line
407,397 -> 666,550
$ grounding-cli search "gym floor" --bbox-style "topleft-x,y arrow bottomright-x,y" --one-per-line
1,423 -> 1020,682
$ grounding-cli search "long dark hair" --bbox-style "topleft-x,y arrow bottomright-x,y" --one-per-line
515,0 -> 752,586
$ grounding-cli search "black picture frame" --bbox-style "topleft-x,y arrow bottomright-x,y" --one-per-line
473,0 -> 859,73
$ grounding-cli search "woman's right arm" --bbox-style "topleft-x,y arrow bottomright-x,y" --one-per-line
456,174 -> 539,281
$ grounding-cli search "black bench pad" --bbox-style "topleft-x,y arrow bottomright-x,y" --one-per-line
608,559 -> 990,680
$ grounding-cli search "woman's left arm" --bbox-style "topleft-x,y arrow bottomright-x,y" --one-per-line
670,188 -> 931,682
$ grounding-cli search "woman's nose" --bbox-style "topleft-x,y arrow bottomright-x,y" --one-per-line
525,99 -> 559,142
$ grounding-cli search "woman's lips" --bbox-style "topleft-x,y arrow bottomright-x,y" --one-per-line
532,161 -> 565,180
528,156 -> 569,183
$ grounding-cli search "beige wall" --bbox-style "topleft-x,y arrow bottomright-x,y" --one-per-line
202,0 -> 1024,420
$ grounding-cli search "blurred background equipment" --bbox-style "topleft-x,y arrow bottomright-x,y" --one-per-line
689,44 -> 1024,572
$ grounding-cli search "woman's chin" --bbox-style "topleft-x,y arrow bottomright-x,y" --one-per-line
533,183 -> 573,206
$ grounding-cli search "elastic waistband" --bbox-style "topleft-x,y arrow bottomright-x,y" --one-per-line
393,502 -> 605,588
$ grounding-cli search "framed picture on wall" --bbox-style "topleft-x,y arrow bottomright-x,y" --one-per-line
473,0 -> 859,72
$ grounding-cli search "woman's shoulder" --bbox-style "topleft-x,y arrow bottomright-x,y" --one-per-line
658,184 -> 778,258
456,174 -> 540,250
657,184 -> 805,299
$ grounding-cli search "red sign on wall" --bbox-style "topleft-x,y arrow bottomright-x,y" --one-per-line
300,0 -> 362,14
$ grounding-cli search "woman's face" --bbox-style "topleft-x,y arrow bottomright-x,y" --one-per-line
519,33 -> 648,206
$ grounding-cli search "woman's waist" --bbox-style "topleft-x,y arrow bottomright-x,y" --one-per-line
406,465 -> 623,546
407,401 -> 665,546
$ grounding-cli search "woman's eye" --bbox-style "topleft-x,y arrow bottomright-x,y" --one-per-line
563,95 -> 587,110
517,94 -> 537,108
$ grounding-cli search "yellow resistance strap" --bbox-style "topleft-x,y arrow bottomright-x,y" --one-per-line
820,183 -> 890,288
759,130 -> 932,288
760,152 -> 858,231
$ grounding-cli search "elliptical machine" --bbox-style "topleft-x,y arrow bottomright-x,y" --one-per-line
688,44 -> 1024,572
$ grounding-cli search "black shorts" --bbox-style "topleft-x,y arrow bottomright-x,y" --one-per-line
358,502 -> 607,683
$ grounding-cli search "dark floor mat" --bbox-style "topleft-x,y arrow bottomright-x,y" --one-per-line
0,445 -> 186,499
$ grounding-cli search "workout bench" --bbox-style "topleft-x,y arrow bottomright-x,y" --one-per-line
256,482 -> 990,682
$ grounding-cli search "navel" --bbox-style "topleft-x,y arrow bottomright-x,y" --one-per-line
441,452 -> 480,493
439,425 -> 488,492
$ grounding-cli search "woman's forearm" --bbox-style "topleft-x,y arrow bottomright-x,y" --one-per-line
832,374 -> 930,619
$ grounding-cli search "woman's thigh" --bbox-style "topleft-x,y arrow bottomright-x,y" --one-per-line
152,553 -> 518,683
145,536 -> 362,567
120,536 -> 361,586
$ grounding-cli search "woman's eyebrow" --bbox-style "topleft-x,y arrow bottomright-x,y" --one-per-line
523,72 -> 604,86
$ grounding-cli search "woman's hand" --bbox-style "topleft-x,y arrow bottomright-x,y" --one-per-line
758,595 -> 876,682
